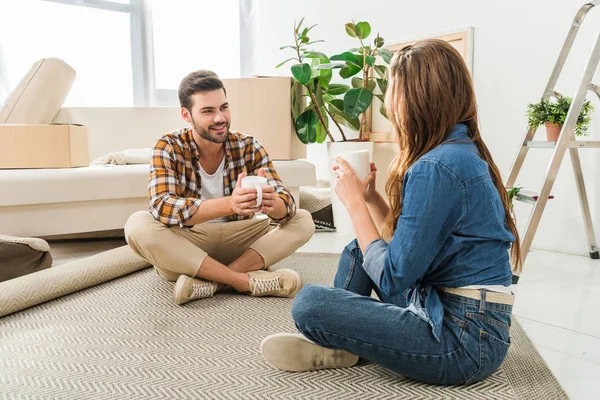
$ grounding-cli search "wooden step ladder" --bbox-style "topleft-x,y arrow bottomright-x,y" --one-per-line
506,0 -> 600,283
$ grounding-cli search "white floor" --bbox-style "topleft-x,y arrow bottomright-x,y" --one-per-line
299,231 -> 600,400
49,231 -> 600,399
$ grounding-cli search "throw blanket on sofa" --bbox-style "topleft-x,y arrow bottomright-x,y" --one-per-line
0,235 -> 52,282
91,148 -> 151,165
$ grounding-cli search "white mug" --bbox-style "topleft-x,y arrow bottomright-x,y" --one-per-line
241,176 -> 268,207
330,149 -> 371,181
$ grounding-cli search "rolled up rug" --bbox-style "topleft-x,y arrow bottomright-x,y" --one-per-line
0,245 -> 150,318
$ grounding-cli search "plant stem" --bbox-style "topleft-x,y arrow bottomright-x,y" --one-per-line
307,87 -> 335,142
294,37 -> 335,142
324,104 -> 347,141
359,64 -> 371,140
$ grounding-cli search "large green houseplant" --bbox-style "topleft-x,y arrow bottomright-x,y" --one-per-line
277,19 -> 393,144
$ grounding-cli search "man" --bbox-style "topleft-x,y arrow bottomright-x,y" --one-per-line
125,70 -> 314,305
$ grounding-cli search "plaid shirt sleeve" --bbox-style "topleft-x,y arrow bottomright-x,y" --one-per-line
250,139 -> 296,223
148,139 -> 202,227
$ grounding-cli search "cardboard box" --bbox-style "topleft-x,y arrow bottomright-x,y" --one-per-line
0,124 -> 89,169
222,77 -> 305,160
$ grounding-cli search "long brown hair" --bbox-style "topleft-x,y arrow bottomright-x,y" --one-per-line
383,39 -> 521,270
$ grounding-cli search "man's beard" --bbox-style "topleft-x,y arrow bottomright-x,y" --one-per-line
191,117 -> 229,144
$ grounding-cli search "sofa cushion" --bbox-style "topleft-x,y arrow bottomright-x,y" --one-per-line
0,160 -> 316,207
0,58 -> 75,124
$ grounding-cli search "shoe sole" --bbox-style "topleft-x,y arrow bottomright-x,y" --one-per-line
173,275 -> 189,305
260,333 -> 359,372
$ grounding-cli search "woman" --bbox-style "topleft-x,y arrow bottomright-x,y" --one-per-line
260,39 -> 520,385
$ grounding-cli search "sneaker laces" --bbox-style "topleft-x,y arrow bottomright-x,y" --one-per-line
191,282 -> 214,299
252,275 -> 282,295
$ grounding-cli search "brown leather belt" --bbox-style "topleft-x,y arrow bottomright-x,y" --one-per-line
438,287 -> 514,305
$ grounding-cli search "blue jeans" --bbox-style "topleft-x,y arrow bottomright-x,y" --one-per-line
291,240 -> 512,385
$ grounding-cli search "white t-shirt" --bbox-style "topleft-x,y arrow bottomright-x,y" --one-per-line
199,156 -> 228,223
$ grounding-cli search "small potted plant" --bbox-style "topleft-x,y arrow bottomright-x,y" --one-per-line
526,96 -> 594,142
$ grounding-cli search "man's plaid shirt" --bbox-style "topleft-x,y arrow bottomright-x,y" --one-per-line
149,128 -> 296,227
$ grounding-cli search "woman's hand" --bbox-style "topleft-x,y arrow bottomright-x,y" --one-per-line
333,158 -> 376,209
363,162 -> 378,203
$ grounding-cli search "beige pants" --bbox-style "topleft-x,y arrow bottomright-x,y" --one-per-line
125,210 -> 314,282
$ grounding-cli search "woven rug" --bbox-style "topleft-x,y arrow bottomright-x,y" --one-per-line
0,253 -> 567,399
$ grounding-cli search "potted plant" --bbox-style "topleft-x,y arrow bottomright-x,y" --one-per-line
526,96 -> 594,142
277,19 -> 393,234
277,18 -> 392,144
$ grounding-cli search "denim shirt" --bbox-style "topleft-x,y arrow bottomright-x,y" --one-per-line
363,124 -> 515,341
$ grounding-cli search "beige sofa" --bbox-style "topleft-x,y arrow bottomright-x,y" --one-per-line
0,107 -> 316,238
0,59 -> 315,238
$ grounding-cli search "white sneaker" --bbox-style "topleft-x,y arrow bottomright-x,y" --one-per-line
260,332 -> 359,372
173,275 -> 218,305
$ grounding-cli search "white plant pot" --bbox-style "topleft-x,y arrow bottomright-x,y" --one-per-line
327,141 -> 375,236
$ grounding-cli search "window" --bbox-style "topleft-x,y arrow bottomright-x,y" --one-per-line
0,0 -> 134,106
150,0 -> 240,91
0,0 -> 244,107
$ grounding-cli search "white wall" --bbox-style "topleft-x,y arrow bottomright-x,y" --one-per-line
253,0 -> 600,257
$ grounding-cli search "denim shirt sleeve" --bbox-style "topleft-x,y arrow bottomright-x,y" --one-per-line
362,239 -> 388,286
381,160 -> 466,303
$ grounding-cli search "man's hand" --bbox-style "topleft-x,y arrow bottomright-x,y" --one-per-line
257,168 -> 276,214
230,172 -> 261,216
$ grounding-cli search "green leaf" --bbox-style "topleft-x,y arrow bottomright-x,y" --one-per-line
355,54 -> 365,67
304,51 -> 329,59
275,57 -> 296,69
315,113 -> 329,143
379,103 -> 388,119
376,78 -> 387,94
344,88 -> 373,118
345,23 -> 357,37
291,81 -> 305,120
365,55 -> 376,66
374,35 -> 384,48
305,24 -> 318,34
354,22 -> 371,39
295,109 -> 318,144
305,40 -> 325,45
375,93 -> 385,103
332,113 -> 360,131
313,62 -> 344,70
315,84 -> 325,107
319,68 -> 333,87
291,63 -> 312,85
301,36 -> 310,44
350,46 -> 371,54
329,99 -> 345,114
340,64 -> 362,79
327,84 -> 350,96
296,17 -> 305,32
374,65 -> 388,78
279,45 -> 297,50
330,52 -> 359,66
378,48 -> 393,64
350,77 -> 375,91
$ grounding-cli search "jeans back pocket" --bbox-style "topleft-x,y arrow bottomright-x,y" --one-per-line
465,329 -> 510,384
